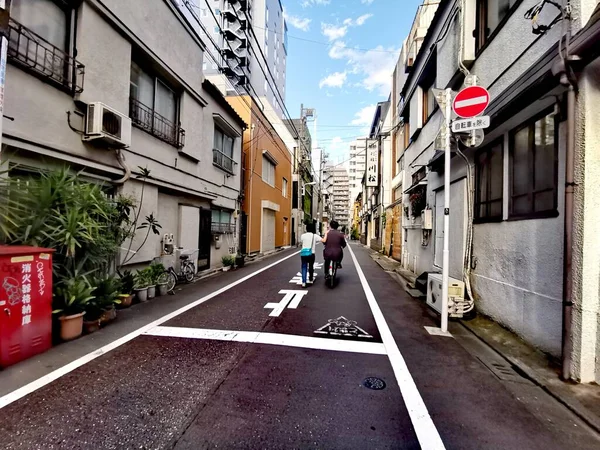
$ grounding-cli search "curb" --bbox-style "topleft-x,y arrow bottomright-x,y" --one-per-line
461,320 -> 600,435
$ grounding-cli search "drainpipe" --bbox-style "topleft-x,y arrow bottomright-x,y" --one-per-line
112,149 -> 131,185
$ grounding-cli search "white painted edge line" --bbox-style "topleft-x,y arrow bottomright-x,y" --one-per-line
454,95 -> 488,108
347,245 -> 446,450
0,250 -> 301,410
144,326 -> 387,355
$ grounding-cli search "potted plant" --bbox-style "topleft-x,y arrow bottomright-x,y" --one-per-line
149,262 -> 168,296
53,276 -> 95,341
134,270 -> 150,302
117,270 -> 135,308
222,255 -> 234,272
145,267 -> 157,299
92,275 -> 122,326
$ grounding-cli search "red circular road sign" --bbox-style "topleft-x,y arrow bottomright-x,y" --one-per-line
452,86 -> 490,118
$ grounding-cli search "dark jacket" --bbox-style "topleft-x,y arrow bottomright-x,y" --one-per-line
323,229 -> 346,261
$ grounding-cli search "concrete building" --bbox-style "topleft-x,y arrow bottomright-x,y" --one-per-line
4,0 -> 246,272
323,166 -> 350,230
392,0 -> 600,382
349,139 -> 367,208
227,96 -> 292,254
176,0 -> 287,116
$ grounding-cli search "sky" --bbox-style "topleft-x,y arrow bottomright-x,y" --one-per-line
282,0 -> 423,168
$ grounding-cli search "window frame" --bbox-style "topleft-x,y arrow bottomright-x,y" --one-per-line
474,137 -> 504,223
262,156 -> 276,187
282,177 -> 288,198
475,0 -> 522,54
213,126 -> 236,174
508,107 -> 559,221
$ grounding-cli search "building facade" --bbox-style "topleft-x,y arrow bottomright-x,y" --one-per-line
349,139 -> 367,208
4,0 -> 246,272
227,96 -> 292,254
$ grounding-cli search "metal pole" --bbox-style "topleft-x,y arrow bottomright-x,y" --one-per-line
441,88 -> 452,333
0,1 -> 10,155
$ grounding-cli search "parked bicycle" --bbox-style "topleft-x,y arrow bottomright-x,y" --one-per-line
158,248 -> 198,293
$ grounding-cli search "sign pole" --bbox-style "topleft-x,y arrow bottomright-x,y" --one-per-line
441,88 -> 452,334
0,0 -> 10,158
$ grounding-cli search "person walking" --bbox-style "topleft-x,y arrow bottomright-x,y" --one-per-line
299,222 -> 320,288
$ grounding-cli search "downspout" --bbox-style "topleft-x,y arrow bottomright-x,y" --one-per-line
112,149 -> 131,185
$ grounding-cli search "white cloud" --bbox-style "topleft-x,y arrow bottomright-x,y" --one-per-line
350,105 -> 377,126
361,0 -> 375,4
355,13 -> 373,26
327,41 -> 399,96
283,10 -> 311,32
321,23 -> 348,41
319,71 -> 347,88
302,0 -> 331,7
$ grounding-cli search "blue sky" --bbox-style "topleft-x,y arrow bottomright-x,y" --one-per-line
282,0 -> 423,165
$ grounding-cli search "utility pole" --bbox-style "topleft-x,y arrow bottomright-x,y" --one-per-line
0,1 -> 10,155
441,88 -> 452,334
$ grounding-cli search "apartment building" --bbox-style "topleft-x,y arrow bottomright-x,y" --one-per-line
3,0 -> 246,272
227,96 -> 292,254
349,139 -> 367,206
391,0 -> 600,382
323,166 -> 350,230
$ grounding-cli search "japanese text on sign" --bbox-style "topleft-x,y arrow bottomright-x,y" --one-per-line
365,141 -> 378,187
451,116 -> 490,133
22,263 -> 32,325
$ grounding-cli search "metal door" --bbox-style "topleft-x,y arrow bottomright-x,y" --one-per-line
262,209 -> 276,252
198,209 -> 212,271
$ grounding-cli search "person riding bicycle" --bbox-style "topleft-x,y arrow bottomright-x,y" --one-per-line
321,220 -> 346,279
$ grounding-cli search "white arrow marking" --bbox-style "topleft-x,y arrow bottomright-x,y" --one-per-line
289,272 -> 318,285
264,290 -> 308,316
454,95 -> 488,109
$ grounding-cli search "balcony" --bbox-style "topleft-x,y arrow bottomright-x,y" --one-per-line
129,98 -> 185,148
213,148 -> 236,174
211,222 -> 235,234
7,18 -> 85,94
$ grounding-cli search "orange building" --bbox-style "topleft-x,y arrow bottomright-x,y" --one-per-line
227,96 -> 292,254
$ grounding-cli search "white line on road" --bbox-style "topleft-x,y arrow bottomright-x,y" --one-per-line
144,326 -> 387,355
0,250 -> 301,410
347,244 -> 446,450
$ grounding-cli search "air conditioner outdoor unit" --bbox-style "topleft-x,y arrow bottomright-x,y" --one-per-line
83,102 -> 132,148
427,273 -> 465,318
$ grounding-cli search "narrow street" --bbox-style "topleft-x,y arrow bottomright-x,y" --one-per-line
0,244 -> 598,449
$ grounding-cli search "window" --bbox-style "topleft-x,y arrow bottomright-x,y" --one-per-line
475,139 -> 504,222
201,8 -> 208,17
9,0 -> 84,93
262,156 -> 275,186
403,122 -> 410,149
422,85 -> 437,122
215,8 -> 221,15
129,61 -> 183,147
214,26 -> 220,34
476,0 -> 518,51
213,127 -> 235,173
509,110 -> 558,219
282,178 -> 288,197
211,210 -> 234,233
202,61 -> 207,71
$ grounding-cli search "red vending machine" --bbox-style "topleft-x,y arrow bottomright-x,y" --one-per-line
0,246 -> 54,367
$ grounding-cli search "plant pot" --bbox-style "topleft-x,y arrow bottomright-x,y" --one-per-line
100,306 -> 117,326
158,283 -> 169,296
222,266 -> 231,272
135,287 -> 149,302
58,312 -> 84,341
235,255 -> 245,268
117,294 -> 133,309
83,319 -> 101,334
147,285 -> 156,299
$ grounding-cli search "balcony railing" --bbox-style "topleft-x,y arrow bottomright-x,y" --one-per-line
213,148 -> 236,174
7,18 -> 85,94
129,97 -> 185,148
211,222 -> 235,234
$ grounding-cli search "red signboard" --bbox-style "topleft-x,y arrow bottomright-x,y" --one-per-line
0,246 -> 54,367
452,86 -> 490,118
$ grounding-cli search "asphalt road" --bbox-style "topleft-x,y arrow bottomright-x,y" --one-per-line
0,243 -> 599,449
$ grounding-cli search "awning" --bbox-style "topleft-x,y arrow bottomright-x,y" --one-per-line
262,150 -> 279,165
403,180 -> 427,195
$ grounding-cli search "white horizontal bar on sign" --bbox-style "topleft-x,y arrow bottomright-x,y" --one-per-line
144,326 -> 387,355
454,95 -> 488,108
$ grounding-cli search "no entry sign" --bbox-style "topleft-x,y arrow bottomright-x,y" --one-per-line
452,86 -> 490,118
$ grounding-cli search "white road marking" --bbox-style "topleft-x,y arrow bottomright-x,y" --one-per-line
0,250 -> 301,410
454,95 -> 488,108
144,326 -> 387,355
264,290 -> 308,316
314,316 -> 373,339
347,244 -> 446,450
289,272 -> 318,285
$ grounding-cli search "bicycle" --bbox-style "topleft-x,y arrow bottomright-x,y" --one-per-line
158,248 -> 198,293
325,259 -> 338,289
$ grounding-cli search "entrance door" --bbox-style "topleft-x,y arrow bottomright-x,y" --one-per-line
262,209 -> 276,252
179,205 -> 200,273
198,208 -> 212,271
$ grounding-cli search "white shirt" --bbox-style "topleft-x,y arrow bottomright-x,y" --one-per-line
300,232 -> 321,254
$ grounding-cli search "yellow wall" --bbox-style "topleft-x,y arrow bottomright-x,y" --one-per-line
227,96 -> 292,253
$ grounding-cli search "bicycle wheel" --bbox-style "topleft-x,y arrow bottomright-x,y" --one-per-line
328,262 -> 336,289
183,263 -> 195,283
164,270 -> 177,293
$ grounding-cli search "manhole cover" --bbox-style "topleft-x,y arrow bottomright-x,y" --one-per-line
363,377 -> 386,390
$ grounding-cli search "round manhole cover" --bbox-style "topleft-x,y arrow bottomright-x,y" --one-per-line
363,377 -> 386,390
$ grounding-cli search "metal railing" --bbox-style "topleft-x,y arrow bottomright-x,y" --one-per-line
212,148 -> 236,174
211,222 -> 235,234
129,97 -> 185,148
7,18 -> 85,94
